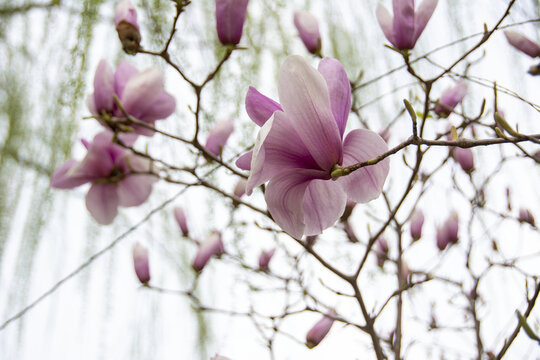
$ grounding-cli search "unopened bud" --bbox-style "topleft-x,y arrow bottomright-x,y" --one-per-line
192,231 -> 225,272
454,147 -> 474,173
434,81 -> 467,118
306,311 -> 336,349
215,0 -> 249,45
410,210 -> 424,241
258,248 -> 275,271
375,237 -> 388,267
518,208 -> 535,226
132,242 -> 150,284
294,11 -> 321,55
115,0 -> 141,55
173,206 -> 189,236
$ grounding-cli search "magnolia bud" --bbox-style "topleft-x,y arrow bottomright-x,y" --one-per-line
306,311 -> 336,349
205,118 -> 234,157
173,206 -> 189,236
375,237 -> 388,267
115,0 -> 141,55
343,222 -> 359,243
258,248 -> 275,271
436,212 -> 459,251
410,210 -> 424,241
132,242 -> 150,284
215,0 -> 249,45
454,147 -> 474,173
192,231 -> 225,272
503,30 -> 540,58
233,178 -> 247,204
434,81 -> 467,118
400,260 -> 410,284
293,11 -> 321,55
518,208 -> 535,226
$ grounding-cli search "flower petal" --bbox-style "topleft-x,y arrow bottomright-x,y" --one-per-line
86,183 -> 119,225
245,86 -> 282,126
122,68 -> 175,122
392,0 -> 415,49
278,55 -> 342,171
235,151 -> 253,170
215,0 -> 249,45
303,179 -> 346,236
117,174 -> 154,207
413,0 -> 438,44
265,168 -> 329,239
114,60 -> 138,98
50,159 -> 92,189
338,129 -> 389,203
93,60 -> 115,113
317,58 -> 351,139
69,132 -> 121,179
504,30 -> 540,58
376,3 -> 396,47
247,111 -> 320,195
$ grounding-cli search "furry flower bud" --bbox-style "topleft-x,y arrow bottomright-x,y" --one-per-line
115,0 -> 141,54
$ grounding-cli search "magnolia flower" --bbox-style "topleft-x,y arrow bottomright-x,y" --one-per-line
504,30 -> 540,58
453,147 -> 474,173
294,11 -> 321,54
376,0 -> 438,50
205,118 -> 234,157
173,206 -> 189,236
410,209 -> 424,240
434,81 -> 467,118
215,0 -> 249,45
258,248 -> 275,270
518,208 -> 535,226
115,0 -> 141,54
88,60 -> 175,139
192,231 -> 225,271
132,242 -> 150,284
50,131 -> 156,225
306,311 -> 336,348
244,56 -> 389,239
436,212 -> 459,250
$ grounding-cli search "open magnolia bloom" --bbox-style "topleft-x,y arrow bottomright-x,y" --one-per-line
50,131 -> 157,225
87,60 -> 176,140
243,55 -> 389,239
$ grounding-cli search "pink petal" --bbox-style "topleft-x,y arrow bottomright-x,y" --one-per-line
392,0 -> 415,49
435,81 -> 467,117
293,11 -> 321,54
215,0 -> 249,45
205,118 -> 235,157
114,0 -> 140,30
117,174 -> 154,207
122,68 -> 176,122
114,61 -> 138,98
303,179 -> 346,236
247,111 -> 319,195
413,0 -> 438,44
192,231 -> 225,271
235,151 -> 253,170
504,30 -> 540,58
85,183 -> 119,225
50,159 -> 93,189
245,86 -> 282,126
338,129 -> 389,203
278,55 -> 342,171
265,168 -> 329,239
69,132 -> 121,179
376,4 -> 396,47
317,58 -> 351,139
93,60 -> 115,113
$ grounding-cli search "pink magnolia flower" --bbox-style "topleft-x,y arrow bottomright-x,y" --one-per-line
244,56 -> 389,239
504,30 -> 540,58
376,0 -> 438,50
294,11 -> 321,54
205,118 -> 234,157
453,147 -> 474,173
132,242 -> 150,284
50,131 -> 156,225
192,231 -> 225,272
258,248 -> 275,271
173,206 -> 189,236
306,311 -> 336,348
518,208 -> 535,226
215,0 -> 249,45
88,60 -> 175,139
410,209 -> 424,240
436,212 -> 459,250
434,81 -> 467,118
115,0 -> 141,54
